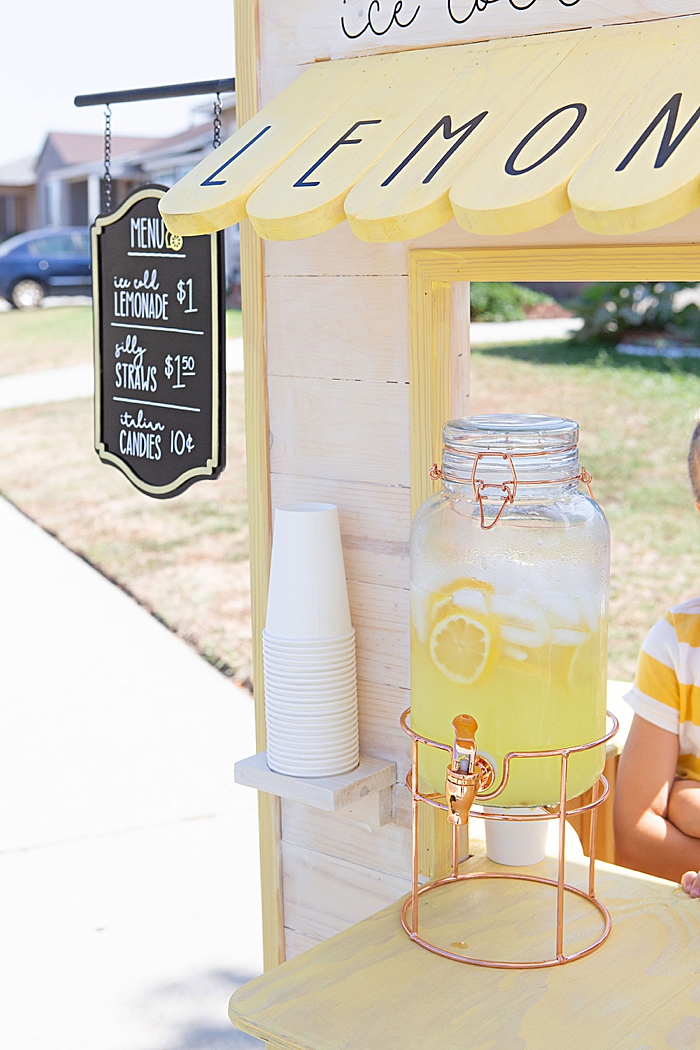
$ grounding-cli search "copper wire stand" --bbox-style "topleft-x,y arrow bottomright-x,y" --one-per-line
400,708 -> 619,969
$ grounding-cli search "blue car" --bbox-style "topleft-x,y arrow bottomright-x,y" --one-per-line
0,227 -> 91,309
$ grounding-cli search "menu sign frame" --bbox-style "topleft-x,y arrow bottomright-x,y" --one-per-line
91,185 -> 226,498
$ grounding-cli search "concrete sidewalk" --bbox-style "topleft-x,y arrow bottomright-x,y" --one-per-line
0,497 -> 263,1049
470,316 -> 583,346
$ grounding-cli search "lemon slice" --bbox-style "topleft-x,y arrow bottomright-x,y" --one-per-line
444,576 -> 495,597
430,614 -> 491,685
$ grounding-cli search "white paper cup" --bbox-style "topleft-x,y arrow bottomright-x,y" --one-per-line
267,757 -> 360,778
265,684 -> 356,700
266,708 -> 358,728
267,738 -> 359,757
267,726 -> 358,741
265,688 -> 358,705
264,667 -> 356,684
263,644 -> 355,659
263,654 -> 356,671
266,693 -> 357,720
265,653 -> 355,665
265,713 -> 358,730
263,629 -> 355,651
265,680 -> 357,695
264,654 -> 355,669
268,742 -> 359,760
265,503 -> 352,641
263,654 -> 356,672
265,710 -> 358,726
483,808 -> 550,866
265,671 -> 356,689
266,714 -> 357,731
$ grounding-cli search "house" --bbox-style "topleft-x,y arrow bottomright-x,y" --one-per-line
0,156 -> 38,239
35,131 -> 164,227
35,95 -> 236,225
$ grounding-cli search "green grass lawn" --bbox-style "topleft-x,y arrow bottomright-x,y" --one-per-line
0,376 -> 252,682
471,340 -> 700,681
0,304 -> 243,377
0,305 -> 93,376
226,308 -> 243,339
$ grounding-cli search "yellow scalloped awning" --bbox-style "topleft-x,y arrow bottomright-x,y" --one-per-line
160,16 -> 700,242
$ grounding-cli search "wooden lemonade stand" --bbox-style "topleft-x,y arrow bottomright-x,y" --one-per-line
160,2 -> 700,1045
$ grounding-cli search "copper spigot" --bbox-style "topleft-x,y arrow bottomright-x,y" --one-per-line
445,714 -> 495,825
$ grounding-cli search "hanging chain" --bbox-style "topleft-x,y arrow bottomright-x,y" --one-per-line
103,104 -> 112,213
213,92 -> 222,149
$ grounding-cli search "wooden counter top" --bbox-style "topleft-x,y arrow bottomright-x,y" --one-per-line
229,846 -> 700,1050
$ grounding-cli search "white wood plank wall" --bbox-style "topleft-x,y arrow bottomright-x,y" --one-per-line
258,0 -> 700,103
265,226 -> 417,956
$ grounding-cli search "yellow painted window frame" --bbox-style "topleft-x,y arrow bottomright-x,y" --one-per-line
410,244 -> 700,511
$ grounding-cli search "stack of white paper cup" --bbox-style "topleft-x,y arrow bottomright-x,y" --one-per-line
263,502 -> 359,778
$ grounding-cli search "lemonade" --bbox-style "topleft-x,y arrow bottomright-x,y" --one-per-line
410,414 -> 610,807
410,573 -> 608,807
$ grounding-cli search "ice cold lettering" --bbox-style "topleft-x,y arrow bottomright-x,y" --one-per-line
114,269 -> 168,321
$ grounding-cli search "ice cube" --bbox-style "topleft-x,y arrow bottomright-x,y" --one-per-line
411,585 -> 430,644
452,588 -> 488,614
500,625 -> 547,649
551,628 -> 589,647
491,595 -> 548,634
503,644 -> 529,662
539,591 -> 581,627
578,593 -> 601,633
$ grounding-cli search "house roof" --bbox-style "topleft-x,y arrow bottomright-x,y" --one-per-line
0,156 -> 36,188
144,123 -> 212,154
44,131 -> 164,167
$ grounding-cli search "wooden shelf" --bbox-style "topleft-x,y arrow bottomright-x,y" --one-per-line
233,751 -> 396,815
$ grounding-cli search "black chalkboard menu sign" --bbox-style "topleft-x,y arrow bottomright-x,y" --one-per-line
91,185 -> 225,498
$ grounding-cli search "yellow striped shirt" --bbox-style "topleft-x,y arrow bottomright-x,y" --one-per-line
625,600 -> 700,781
626,598 -> 700,781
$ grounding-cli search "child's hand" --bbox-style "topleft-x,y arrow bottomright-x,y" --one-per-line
681,871 -> 700,896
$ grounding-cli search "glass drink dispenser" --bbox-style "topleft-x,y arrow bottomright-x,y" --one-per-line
410,414 -> 610,808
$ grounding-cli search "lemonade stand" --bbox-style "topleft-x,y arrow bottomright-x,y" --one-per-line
161,1 -> 700,1044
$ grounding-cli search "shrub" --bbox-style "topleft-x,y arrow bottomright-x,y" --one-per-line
573,282 -> 700,343
470,282 -> 551,323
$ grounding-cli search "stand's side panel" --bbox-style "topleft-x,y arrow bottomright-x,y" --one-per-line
236,0 -> 285,973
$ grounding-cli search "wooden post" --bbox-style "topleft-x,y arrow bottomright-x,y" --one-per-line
234,0 -> 285,971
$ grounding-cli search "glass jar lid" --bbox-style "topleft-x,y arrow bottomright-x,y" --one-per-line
441,414 -> 581,493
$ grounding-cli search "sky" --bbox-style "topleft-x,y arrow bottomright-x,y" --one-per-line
0,0 -> 235,167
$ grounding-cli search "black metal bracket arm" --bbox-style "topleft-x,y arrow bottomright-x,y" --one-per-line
74,78 -> 235,108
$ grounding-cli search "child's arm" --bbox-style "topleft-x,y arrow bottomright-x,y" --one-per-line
668,779 -> 700,839
614,715 -> 700,883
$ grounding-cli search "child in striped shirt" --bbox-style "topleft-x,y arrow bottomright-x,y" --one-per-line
615,422 -> 700,894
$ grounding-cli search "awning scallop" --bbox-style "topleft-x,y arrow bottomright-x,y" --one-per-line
160,16 -> 700,241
